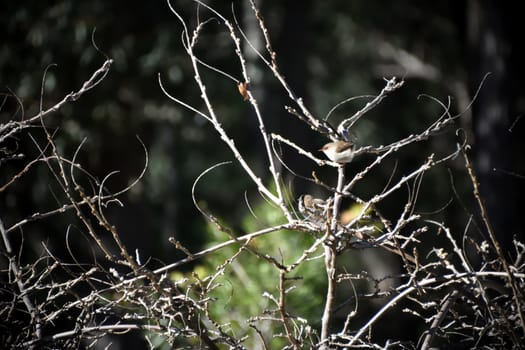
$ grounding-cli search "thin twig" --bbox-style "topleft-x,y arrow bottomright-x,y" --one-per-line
463,149 -> 525,336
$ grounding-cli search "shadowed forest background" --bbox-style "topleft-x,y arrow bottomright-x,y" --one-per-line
2,0 -> 525,348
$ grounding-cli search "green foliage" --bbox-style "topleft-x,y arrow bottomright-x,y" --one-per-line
171,197 -> 326,347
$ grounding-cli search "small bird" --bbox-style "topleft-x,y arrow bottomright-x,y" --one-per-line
298,194 -> 331,228
298,194 -> 329,216
319,140 -> 356,164
298,195 -> 416,264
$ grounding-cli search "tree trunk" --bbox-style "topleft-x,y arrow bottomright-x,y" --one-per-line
467,0 -> 525,255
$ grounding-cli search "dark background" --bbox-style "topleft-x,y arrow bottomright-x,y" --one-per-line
2,0 -> 524,346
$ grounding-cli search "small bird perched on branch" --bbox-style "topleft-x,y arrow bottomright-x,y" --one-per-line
298,194 -> 331,229
298,194 -> 416,264
319,140 -> 356,164
298,194 -> 330,217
